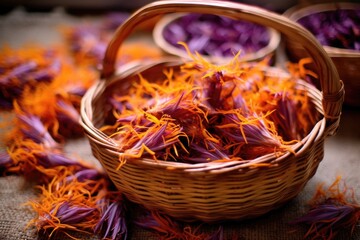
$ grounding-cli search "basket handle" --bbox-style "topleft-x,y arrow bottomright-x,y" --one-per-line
101,0 -> 344,135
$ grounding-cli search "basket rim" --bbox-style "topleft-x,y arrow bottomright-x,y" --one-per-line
152,12 -> 281,63
284,2 -> 360,56
80,58 -> 326,173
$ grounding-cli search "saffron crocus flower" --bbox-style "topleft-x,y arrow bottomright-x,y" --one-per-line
65,168 -> 104,183
119,116 -> 187,162
50,201 -> 97,225
17,113 -> 59,149
55,99 -> 84,137
64,24 -> 109,66
217,111 -> 281,147
268,92 -> 299,141
0,60 -> 38,84
33,201 -> 99,239
35,151 -> 84,169
291,203 -> 360,239
185,141 -> 231,163
291,177 -> 360,240
28,174 -> 105,239
94,196 -> 128,240
26,58 -> 61,82
0,47 -> 62,109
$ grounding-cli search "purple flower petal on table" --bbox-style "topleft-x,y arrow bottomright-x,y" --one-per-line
35,151 -> 83,169
18,113 -> 59,149
0,61 -> 37,85
95,197 -> 128,240
65,168 -> 104,182
50,201 -> 97,225
56,99 -> 80,123
28,58 -> 61,82
291,203 -> 360,239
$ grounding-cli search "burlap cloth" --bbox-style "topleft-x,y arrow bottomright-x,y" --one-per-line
1,8 -> 360,240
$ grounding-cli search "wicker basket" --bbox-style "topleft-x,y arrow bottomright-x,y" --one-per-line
80,0 -> 344,222
153,12 -> 281,64
284,2 -> 360,107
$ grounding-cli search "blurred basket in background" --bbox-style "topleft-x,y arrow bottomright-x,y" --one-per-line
80,0 -> 344,222
284,2 -> 360,107
153,12 -> 281,64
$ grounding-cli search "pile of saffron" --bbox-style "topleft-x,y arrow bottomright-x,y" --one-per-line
0,11 -> 357,240
291,176 -> 360,240
162,13 -> 271,57
101,43 -> 320,166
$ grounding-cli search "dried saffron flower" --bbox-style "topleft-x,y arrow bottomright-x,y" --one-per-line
11,56 -> 97,139
34,151 -> 85,169
105,44 -> 318,165
16,113 -> 59,149
6,138 -> 92,183
62,16 -> 163,67
28,172 -> 109,239
94,195 -> 128,240
0,45 -> 62,109
185,141 -> 231,163
55,98 -> 84,138
65,168 -> 104,183
291,176 -> 360,240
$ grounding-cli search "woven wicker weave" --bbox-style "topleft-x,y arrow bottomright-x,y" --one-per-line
284,2 -> 360,107
80,0 -> 344,222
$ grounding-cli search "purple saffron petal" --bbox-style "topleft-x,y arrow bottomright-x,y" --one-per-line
6,61 -> 37,82
186,142 -> 230,163
95,197 -> 128,240
163,13 -> 270,57
297,9 -> 360,50
65,168 -> 103,182
291,203 -> 360,239
217,112 -> 281,147
53,202 -> 97,224
18,114 -> 59,149
35,152 -> 83,168
56,99 -> 80,123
